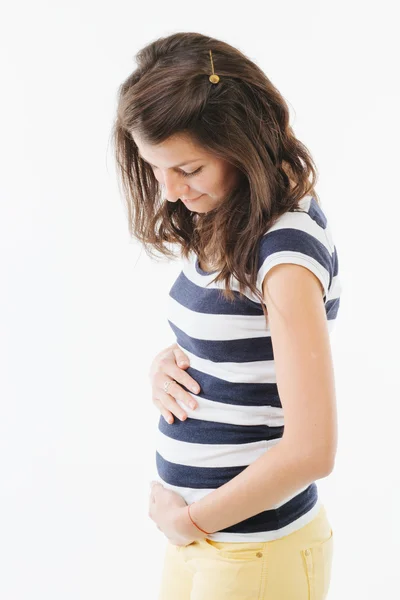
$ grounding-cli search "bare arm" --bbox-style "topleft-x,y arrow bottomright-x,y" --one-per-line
185,263 -> 338,534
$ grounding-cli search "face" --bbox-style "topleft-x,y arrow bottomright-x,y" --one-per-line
131,131 -> 241,213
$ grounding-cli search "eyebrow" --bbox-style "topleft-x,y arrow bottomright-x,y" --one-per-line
138,152 -> 201,169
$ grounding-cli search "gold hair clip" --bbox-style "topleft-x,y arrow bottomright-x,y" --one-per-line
208,49 -> 220,84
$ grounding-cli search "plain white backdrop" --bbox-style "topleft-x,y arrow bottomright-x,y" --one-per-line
1,1 -> 399,598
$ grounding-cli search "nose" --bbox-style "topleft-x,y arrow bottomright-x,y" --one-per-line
160,171 -> 190,202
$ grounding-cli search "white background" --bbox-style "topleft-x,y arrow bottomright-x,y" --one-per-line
1,1 -> 399,598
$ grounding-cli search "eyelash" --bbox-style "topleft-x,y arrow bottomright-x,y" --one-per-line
150,165 -> 203,177
182,167 -> 203,177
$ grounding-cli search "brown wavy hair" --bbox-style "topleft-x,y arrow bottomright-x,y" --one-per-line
111,31 -> 320,319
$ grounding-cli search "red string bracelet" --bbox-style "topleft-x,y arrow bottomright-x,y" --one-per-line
187,503 -> 212,535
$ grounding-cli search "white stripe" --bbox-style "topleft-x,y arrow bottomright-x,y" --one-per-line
297,194 -> 313,211
156,431 -> 280,468
264,205 -> 329,248
327,273 -> 342,300
175,344 -> 277,383
327,319 -> 336,333
174,394 -> 284,427
168,295 -> 270,340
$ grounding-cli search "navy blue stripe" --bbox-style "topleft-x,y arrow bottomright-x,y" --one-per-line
156,451 -> 318,533
258,227 -> 332,290
326,297 -> 340,320
158,414 -> 284,444
225,483 -> 318,534
169,272 -> 264,315
168,321 -> 274,363
175,366 -> 282,408
157,451 -> 253,488
332,246 -> 339,277
307,197 -> 327,229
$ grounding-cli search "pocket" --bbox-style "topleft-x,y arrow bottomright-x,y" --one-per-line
202,538 -> 266,561
301,528 -> 333,600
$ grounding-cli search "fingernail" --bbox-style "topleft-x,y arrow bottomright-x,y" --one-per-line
191,386 -> 199,393
179,361 -> 189,367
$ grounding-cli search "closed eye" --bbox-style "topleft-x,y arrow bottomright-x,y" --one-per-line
145,161 -> 203,178
181,167 -> 203,177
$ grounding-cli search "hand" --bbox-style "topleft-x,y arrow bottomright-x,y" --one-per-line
149,343 -> 201,424
148,482 -> 207,546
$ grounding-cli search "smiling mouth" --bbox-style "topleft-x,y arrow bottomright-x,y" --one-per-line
182,194 -> 203,202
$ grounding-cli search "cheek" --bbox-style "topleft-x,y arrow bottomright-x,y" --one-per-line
199,172 -> 223,194
222,168 -> 240,193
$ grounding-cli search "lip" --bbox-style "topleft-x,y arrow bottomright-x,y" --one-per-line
182,194 -> 203,203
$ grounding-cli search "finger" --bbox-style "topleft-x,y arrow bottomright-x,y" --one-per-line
153,395 -> 185,422
173,348 -> 190,368
153,380 -> 189,421
156,371 -> 199,412
170,359 -> 201,396
158,356 -> 201,398
159,388 -> 188,421
152,398 -> 175,424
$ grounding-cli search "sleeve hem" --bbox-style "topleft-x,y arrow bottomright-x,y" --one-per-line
257,253 -> 330,302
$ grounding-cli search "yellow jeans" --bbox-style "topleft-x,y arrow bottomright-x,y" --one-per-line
158,504 -> 333,600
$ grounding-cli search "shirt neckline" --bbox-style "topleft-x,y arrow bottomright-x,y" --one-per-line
194,254 -> 218,276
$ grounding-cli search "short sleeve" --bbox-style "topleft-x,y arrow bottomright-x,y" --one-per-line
256,211 -> 334,303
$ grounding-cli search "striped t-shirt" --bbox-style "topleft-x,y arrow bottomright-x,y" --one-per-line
154,194 -> 341,542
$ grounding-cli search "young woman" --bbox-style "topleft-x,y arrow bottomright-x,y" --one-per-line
112,31 -> 341,600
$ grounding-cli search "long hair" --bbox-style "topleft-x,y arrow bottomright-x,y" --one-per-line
111,32 -> 320,318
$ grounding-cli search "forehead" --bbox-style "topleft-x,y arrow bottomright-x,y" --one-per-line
131,131 -> 209,158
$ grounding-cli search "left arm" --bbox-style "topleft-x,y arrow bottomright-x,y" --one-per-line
180,263 -> 338,535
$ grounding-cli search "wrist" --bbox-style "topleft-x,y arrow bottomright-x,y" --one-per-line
177,505 -> 208,540
187,502 -> 216,538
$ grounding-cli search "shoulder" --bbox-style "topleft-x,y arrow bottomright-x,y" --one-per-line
256,195 -> 336,302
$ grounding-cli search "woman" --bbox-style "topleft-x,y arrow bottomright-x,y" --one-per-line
112,31 -> 341,600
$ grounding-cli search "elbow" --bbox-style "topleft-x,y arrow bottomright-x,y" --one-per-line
281,438 -> 336,479
317,437 -> 338,476
307,447 -> 336,478
317,455 -> 335,477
